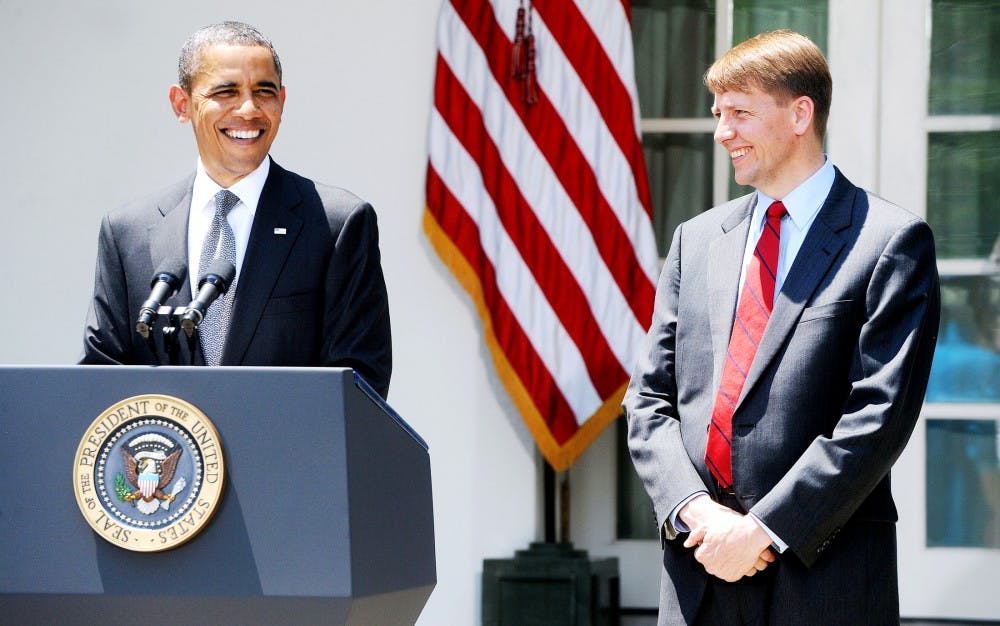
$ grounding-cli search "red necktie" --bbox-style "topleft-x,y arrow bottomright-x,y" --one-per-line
705,201 -> 787,489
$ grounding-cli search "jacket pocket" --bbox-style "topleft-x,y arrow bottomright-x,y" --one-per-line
261,291 -> 318,317
799,299 -> 854,323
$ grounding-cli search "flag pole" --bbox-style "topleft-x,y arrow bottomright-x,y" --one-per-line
544,459 -> 556,543
543,457 -> 571,544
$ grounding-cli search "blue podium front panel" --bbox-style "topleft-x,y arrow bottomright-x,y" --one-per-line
0,366 -> 434,625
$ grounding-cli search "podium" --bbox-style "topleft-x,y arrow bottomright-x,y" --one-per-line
0,366 -> 435,625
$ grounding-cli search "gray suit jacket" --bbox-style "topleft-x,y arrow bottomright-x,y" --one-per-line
624,169 -> 939,624
81,161 -> 392,398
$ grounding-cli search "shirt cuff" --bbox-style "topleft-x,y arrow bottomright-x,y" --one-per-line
667,491 -> 709,535
749,512 -> 788,553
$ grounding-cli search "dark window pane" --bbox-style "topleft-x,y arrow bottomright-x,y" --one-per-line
927,131 -> 1000,259
927,274 -> 1000,403
643,132 -> 715,256
926,419 -> 1000,548
733,0 -> 828,51
631,0 -> 716,119
617,417 -> 657,540
929,0 -> 1000,115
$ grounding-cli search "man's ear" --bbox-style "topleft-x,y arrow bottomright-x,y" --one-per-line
168,85 -> 191,123
791,95 -> 815,137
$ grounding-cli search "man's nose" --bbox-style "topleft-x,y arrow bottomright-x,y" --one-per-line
234,92 -> 261,117
714,117 -> 734,144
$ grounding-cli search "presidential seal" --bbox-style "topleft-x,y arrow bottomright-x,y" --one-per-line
73,394 -> 225,552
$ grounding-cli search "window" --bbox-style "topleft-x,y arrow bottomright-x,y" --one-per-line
927,419 -> 1000,548
631,0 -> 717,257
922,0 -> 1000,550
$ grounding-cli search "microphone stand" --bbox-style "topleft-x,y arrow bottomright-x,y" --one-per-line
161,307 -> 182,366
141,324 -> 161,366
186,321 -> 201,366
171,305 -> 203,365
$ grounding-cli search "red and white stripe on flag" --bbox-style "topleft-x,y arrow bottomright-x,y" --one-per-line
423,0 -> 659,471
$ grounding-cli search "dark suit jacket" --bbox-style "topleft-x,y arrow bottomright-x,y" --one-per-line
624,170 -> 940,624
81,160 -> 392,398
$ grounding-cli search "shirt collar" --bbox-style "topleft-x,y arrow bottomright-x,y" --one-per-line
753,156 -> 835,229
191,156 -> 271,215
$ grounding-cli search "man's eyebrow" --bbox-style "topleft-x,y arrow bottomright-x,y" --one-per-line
205,80 -> 280,92
207,81 -> 239,92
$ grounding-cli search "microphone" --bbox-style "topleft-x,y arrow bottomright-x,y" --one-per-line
135,260 -> 187,339
180,259 -> 236,337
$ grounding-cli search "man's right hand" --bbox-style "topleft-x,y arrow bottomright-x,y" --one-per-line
679,494 -> 776,581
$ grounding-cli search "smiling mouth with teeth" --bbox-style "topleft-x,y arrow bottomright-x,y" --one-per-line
224,129 -> 264,140
730,147 -> 751,159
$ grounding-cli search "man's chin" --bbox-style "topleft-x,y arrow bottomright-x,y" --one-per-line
204,158 -> 267,187
732,170 -> 754,188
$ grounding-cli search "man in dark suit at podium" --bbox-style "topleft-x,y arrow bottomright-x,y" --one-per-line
80,21 -> 391,398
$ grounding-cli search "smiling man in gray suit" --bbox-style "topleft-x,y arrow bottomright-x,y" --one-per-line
81,22 -> 391,397
624,31 -> 939,624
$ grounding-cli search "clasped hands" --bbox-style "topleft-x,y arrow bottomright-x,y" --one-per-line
679,494 -> 776,582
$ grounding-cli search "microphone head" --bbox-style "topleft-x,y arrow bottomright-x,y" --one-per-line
198,258 -> 236,292
150,259 -> 187,289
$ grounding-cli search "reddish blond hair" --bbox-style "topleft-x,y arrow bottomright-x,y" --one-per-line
705,30 -> 832,139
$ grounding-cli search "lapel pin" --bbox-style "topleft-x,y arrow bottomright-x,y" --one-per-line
273,227 -> 287,235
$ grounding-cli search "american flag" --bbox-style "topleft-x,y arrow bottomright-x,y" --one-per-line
424,0 -> 658,471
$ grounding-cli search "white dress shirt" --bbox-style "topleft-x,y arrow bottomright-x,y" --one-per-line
186,156 -> 270,298
739,157 -> 835,299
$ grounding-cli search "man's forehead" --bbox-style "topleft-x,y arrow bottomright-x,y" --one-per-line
712,87 -> 773,108
192,44 -> 278,80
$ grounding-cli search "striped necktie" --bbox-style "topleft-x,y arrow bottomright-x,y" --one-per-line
705,200 -> 787,489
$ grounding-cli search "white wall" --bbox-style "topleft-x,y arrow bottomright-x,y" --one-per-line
0,2 -> 542,623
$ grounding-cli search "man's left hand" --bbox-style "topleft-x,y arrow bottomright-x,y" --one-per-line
683,512 -> 774,582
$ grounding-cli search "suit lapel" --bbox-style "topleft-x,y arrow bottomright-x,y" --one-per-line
708,195 -> 756,388
223,162 -> 304,365
149,175 -> 195,303
737,170 -> 858,407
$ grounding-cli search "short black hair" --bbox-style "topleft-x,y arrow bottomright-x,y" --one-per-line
177,21 -> 282,92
